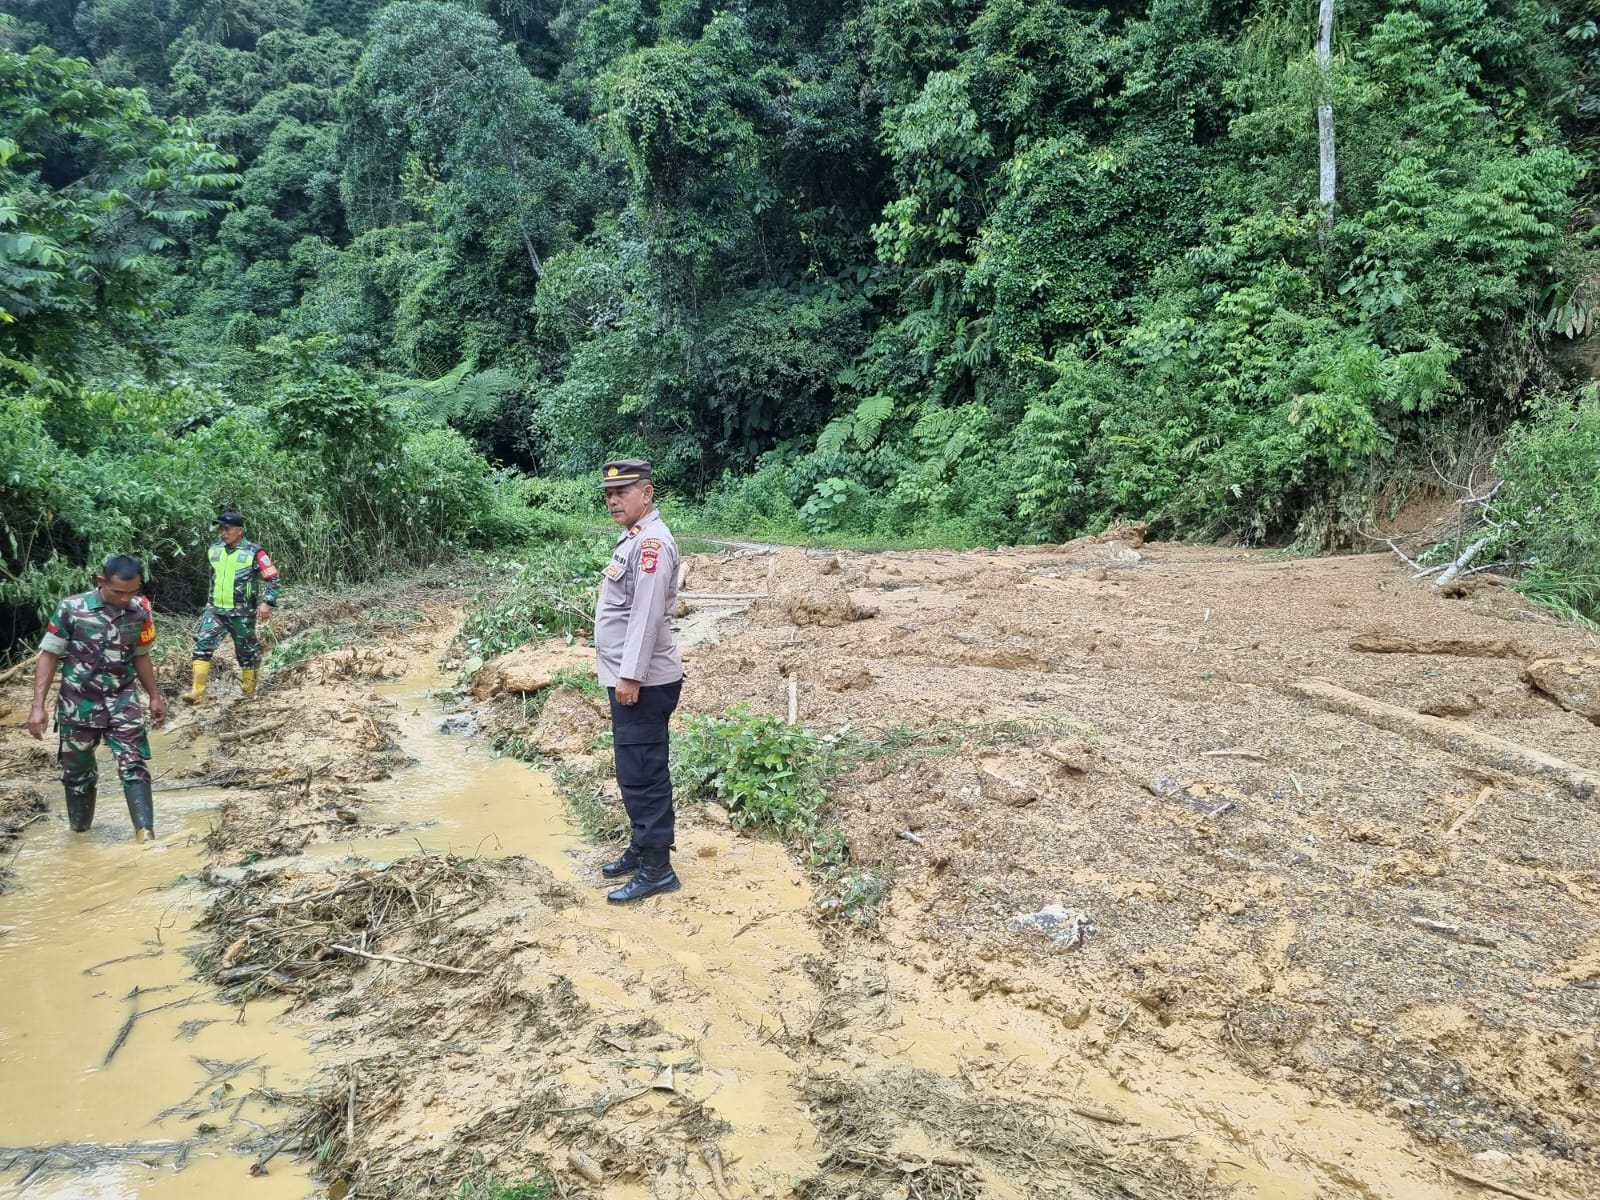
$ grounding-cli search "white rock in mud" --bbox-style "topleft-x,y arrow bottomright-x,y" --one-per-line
1010,904 -> 1095,948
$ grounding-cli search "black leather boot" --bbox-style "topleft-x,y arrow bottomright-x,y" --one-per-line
65,786 -> 96,832
601,844 -> 641,879
606,847 -> 680,904
123,780 -> 154,842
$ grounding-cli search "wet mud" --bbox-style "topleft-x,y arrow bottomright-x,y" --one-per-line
0,547 -> 1596,1200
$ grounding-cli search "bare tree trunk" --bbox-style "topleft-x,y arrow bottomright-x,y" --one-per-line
1317,0 -> 1337,246
496,125 -> 544,279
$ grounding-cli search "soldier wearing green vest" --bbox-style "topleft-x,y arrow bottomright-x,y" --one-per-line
180,511 -> 281,703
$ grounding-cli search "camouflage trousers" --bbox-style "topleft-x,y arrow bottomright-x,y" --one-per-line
193,606 -> 260,668
59,718 -> 152,789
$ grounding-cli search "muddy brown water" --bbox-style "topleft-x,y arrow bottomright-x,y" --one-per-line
3,662 -> 1491,1199
0,728 -> 315,1199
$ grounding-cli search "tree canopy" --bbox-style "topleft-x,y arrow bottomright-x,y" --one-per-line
3,0 -> 1599,563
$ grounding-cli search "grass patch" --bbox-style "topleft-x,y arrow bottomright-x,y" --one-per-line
263,626 -> 344,671
456,1174 -> 554,1200
550,763 -> 629,845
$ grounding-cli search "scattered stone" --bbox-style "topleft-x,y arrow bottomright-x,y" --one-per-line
979,762 -> 1039,808
567,1149 -> 605,1185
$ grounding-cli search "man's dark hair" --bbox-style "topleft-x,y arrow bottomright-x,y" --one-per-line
101,554 -> 144,582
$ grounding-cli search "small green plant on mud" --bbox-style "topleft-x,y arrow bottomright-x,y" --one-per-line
675,705 -> 826,838
455,1165 -> 553,1200
263,626 -> 342,671
818,864 -> 894,923
807,827 -> 891,923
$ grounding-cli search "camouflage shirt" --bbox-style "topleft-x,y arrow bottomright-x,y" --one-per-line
205,538 -> 281,612
38,590 -> 156,728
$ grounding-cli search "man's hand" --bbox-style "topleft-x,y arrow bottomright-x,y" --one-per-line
149,694 -> 168,728
256,603 -> 272,622
27,703 -> 48,740
615,678 -> 641,706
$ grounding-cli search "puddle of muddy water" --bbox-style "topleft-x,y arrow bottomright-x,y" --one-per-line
0,726 -> 314,1200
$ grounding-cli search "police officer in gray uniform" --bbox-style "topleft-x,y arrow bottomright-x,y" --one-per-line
594,458 -> 684,903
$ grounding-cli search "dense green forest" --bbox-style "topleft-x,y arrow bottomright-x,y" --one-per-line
6,0 -> 1600,640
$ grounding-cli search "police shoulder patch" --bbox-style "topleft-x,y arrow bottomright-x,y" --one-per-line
640,538 -> 662,551
640,547 -> 660,574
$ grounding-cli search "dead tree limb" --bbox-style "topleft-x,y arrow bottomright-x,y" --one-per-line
328,944 -> 484,976
1292,677 -> 1600,799
1435,538 -> 1489,587
219,719 -> 288,745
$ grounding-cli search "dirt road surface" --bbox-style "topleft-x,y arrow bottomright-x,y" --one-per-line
1,538 -> 1597,1200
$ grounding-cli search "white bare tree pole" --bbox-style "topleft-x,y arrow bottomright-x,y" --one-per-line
1317,0 -> 1337,242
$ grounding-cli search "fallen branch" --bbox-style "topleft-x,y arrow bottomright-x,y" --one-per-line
156,770 -> 244,792
1358,528 -> 1427,574
1410,917 -> 1499,948
1435,537 -> 1489,587
1292,677 -> 1600,799
1435,1160 -> 1557,1200
219,718 -> 288,745
679,591 -> 767,601
895,829 -> 925,846
1070,1105 -> 1134,1126
1201,748 -> 1267,762
104,990 -> 203,1066
0,812 -> 46,837
0,656 -> 36,687
327,943 -> 484,976
82,946 -> 162,976
345,1067 -> 357,1150
699,1143 -> 734,1200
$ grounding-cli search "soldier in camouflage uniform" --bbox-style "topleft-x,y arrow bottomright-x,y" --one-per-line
180,511 -> 281,703
27,554 -> 168,840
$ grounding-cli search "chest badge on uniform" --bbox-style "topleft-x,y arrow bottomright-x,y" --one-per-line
603,562 -> 623,580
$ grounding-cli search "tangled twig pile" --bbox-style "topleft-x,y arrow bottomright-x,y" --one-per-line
190,852 -> 494,1002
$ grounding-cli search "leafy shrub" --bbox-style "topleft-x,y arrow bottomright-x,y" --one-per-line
456,539 -> 610,660
674,705 -> 826,838
264,627 -> 343,672
681,456 -> 804,539
1491,387 -> 1600,622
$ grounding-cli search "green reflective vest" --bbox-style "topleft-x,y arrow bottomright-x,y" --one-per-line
209,544 -> 256,608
